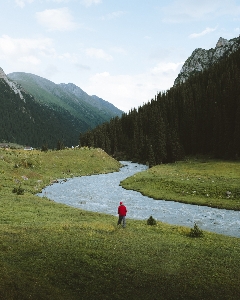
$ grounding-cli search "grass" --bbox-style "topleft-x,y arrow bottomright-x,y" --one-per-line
0,149 -> 240,299
120,157 -> 240,210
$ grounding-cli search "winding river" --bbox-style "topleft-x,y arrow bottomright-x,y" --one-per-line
37,161 -> 240,238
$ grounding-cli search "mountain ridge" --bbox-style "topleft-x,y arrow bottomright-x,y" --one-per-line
174,35 -> 240,85
0,68 -> 122,148
7,72 -> 123,123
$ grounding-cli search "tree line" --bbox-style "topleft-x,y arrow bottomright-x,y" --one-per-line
80,47 -> 240,166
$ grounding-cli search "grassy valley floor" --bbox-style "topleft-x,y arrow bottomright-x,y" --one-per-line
0,149 -> 239,299
121,157 -> 240,210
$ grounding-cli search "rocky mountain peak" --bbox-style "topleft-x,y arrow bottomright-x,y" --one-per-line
216,37 -> 228,48
174,35 -> 240,86
1,67 -> 25,100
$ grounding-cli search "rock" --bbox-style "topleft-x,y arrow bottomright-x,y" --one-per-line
174,36 -> 240,86
0,67 -> 25,100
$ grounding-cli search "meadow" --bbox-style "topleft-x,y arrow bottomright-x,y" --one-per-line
0,148 -> 239,299
121,157 -> 240,210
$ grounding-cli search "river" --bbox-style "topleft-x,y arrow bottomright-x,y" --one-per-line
37,161 -> 240,238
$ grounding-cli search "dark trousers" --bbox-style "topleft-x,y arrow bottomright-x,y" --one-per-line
117,215 -> 126,227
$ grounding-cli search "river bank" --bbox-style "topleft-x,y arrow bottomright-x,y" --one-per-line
121,158 -> 240,211
38,161 -> 240,238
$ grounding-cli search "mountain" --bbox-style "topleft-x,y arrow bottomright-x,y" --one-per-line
0,68 -> 122,148
80,40 -> 240,164
59,83 -> 121,117
7,72 -> 123,128
174,36 -> 240,86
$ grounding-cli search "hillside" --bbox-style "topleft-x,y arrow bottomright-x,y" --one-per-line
80,37 -> 240,164
0,74 -> 88,148
0,68 -> 123,148
7,72 -> 123,128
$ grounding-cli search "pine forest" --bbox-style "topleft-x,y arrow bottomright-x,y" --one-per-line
80,47 -> 240,166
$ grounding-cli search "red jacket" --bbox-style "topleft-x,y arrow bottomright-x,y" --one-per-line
118,204 -> 127,216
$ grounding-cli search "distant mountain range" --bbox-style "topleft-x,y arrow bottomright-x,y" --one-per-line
0,68 -> 123,148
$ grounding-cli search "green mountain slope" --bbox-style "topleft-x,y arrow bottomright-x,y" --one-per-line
0,77 -> 88,148
7,72 -> 123,129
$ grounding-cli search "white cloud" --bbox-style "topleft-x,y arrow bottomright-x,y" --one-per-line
15,0 -> 34,8
100,11 -> 126,21
85,48 -> 113,61
83,62 -> 183,112
151,62 -> 183,74
0,34 -> 55,63
19,56 -> 41,65
110,47 -> 127,55
15,0 -> 71,6
81,0 -> 102,7
51,0 -> 70,3
189,27 -> 218,39
36,8 -> 78,31
162,0 -> 240,23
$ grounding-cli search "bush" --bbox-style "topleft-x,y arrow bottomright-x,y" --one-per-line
147,215 -> 157,226
189,223 -> 203,238
12,185 -> 24,195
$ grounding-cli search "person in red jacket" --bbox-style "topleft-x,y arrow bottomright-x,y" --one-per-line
117,201 -> 127,228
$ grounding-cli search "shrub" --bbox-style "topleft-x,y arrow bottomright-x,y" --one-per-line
147,215 -> 157,226
189,223 -> 203,238
12,185 -> 24,195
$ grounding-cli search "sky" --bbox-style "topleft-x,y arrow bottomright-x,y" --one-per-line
0,0 -> 240,112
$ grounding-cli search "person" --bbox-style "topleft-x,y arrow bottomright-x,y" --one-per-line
117,201 -> 127,228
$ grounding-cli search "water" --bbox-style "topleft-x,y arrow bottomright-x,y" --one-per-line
37,161 -> 240,238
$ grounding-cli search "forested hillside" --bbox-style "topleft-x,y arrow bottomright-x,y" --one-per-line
80,47 -> 240,165
7,72 -> 123,127
0,78 -> 88,148
1,70 -> 123,149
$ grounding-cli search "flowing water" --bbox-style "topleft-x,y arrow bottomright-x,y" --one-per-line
37,161 -> 240,238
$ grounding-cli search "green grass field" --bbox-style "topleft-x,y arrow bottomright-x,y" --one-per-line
121,158 -> 240,210
0,149 -> 239,299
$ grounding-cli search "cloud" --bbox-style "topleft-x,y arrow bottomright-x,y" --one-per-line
100,11 -> 126,21
162,0 -> 240,23
75,63 -> 91,70
51,0 -> 70,2
15,0 -> 72,6
0,35 -> 54,57
36,7 -> 79,31
15,0 -> 34,8
18,56 -> 41,65
150,62 -> 183,74
0,34 -> 56,66
83,62 -> 183,112
85,48 -> 113,61
110,47 -> 127,55
189,27 -> 218,39
81,0 -> 102,7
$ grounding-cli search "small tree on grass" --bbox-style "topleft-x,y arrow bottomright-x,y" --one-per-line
147,216 -> 157,226
189,223 -> 203,238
